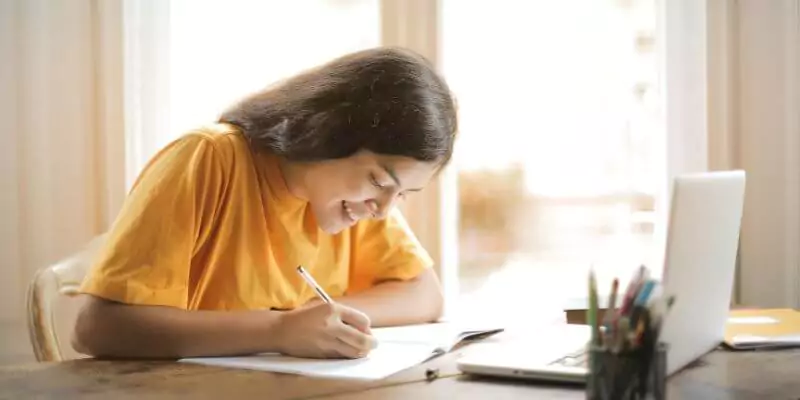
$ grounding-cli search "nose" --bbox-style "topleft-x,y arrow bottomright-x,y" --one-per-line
366,192 -> 398,220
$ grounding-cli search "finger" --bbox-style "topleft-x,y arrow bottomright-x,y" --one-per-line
326,336 -> 367,359
336,322 -> 377,352
336,305 -> 372,333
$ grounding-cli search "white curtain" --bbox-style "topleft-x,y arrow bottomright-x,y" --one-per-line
732,0 -> 800,307
677,0 -> 800,307
0,0 -> 126,326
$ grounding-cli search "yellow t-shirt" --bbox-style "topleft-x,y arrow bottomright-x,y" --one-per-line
81,123 -> 432,310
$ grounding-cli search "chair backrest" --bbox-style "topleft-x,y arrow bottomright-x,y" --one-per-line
26,235 -> 106,362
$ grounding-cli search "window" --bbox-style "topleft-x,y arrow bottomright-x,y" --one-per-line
167,0 -> 380,153
125,0 -> 381,181
127,0 -> 674,312
441,0 -> 662,310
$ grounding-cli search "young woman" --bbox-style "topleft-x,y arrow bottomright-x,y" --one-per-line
72,47 -> 458,360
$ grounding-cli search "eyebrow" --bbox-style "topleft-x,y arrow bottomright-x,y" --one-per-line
381,164 -> 423,192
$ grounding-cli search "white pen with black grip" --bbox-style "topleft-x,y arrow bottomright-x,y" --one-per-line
296,265 -> 334,304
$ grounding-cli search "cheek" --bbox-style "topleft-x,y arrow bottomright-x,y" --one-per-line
310,178 -> 373,207
338,174 -> 376,200
343,181 -> 375,201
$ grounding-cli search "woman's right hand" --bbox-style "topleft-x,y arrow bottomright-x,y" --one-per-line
275,303 -> 377,359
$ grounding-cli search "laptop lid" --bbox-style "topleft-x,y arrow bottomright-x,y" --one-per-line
659,170 -> 745,375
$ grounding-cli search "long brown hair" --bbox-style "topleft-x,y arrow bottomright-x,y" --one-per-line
219,46 -> 458,165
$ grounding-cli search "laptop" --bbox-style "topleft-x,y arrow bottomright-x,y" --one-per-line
457,170 -> 746,383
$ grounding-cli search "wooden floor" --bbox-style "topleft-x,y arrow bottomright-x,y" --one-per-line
0,321 -> 34,366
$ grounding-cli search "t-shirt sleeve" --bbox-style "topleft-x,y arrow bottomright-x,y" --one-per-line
347,208 -> 434,293
80,134 -> 226,308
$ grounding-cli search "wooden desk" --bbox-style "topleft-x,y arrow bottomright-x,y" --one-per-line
0,353 -> 460,400
324,349 -> 800,399
2,348 -> 799,399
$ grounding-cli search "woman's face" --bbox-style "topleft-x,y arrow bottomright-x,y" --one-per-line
283,151 -> 439,234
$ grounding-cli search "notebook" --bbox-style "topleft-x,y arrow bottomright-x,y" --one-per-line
180,322 -> 503,380
724,308 -> 800,350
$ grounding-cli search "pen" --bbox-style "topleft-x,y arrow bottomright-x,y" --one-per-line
634,315 -> 646,345
589,269 -> 600,346
649,295 -> 676,337
615,316 -> 630,353
297,265 -> 375,339
634,280 -> 657,306
296,265 -> 334,304
619,265 -> 647,316
603,278 -> 619,346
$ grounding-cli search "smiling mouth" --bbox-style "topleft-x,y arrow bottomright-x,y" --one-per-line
342,200 -> 358,223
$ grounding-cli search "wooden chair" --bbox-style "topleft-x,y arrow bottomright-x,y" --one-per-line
26,235 -> 106,362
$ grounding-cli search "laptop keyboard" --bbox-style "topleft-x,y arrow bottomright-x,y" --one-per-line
548,347 -> 588,367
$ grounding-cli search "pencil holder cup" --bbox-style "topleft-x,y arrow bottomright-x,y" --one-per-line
586,342 -> 667,400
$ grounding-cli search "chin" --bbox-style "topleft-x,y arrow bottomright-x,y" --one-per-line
316,213 -> 349,235
319,222 -> 346,235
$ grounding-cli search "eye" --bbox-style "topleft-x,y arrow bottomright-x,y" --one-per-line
369,174 -> 385,189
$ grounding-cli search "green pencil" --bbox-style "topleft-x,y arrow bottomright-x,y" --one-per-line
588,269 -> 599,346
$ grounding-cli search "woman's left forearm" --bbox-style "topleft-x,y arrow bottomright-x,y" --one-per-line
335,268 -> 444,327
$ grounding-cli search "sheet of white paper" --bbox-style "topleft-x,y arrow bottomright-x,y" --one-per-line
372,323 -> 464,346
727,316 -> 779,325
180,341 -> 438,380
371,322 -> 502,349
